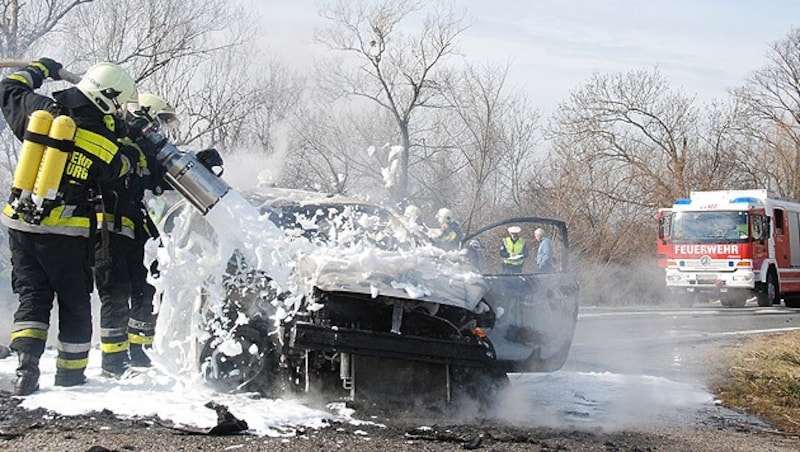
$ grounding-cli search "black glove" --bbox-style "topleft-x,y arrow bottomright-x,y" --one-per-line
196,148 -> 224,175
126,115 -> 152,140
128,116 -> 166,158
35,58 -> 62,80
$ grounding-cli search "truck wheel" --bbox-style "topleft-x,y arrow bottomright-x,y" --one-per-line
785,296 -> 800,309
766,271 -> 779,306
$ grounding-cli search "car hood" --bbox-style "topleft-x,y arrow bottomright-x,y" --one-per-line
296,245 -> 488,311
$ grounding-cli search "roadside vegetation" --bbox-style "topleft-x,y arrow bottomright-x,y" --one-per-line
711,330 -> 800,432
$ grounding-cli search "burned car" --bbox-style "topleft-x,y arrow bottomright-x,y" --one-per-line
154,187 -> 579,407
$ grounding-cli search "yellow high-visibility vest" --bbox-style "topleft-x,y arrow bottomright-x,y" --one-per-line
503,237 -> 525,265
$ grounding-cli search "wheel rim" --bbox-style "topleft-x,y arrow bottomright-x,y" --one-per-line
768,275 -> 777,304
200,325 -> 272,393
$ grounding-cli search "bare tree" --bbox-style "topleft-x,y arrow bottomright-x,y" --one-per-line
548,67 -> 705,209
283,104 -> 397,196
64,0 -> 243,82
429,61 -> 540,233
731,28 -> 800,199
538,67 -> 733,265
0,0 -> 91,58
315,0 -> 468,204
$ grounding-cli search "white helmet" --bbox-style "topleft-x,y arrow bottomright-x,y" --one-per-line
404,205 -> 421,220
76,62 -> 137,116
508,226 -> 521,235
436,208 -> 454,223
132,92 -> 180,129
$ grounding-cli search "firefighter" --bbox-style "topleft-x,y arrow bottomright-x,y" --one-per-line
432,208 -> 462,251
1,59 -> 138,395
94,93 -> 178,377
499,226 -> 528,274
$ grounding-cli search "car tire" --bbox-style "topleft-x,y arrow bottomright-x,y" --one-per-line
199,323 -> 277,395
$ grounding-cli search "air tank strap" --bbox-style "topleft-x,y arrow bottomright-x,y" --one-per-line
22,129 -> 74,153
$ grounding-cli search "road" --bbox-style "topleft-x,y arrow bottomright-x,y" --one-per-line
3,301 -> 800,451
567,301 -> 800,382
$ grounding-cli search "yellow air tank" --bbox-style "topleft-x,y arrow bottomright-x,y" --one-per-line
32,115 -> 76,208
12,110 -> 54,199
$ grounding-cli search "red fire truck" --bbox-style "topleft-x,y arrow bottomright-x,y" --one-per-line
657,189 -> 800,308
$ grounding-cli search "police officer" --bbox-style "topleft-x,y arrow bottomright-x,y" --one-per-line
94,93 -> 177,377
500,226 -> 528,274
1,59 -> 138,395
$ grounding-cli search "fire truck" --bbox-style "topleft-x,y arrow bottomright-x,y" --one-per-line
657,189 -> 800,308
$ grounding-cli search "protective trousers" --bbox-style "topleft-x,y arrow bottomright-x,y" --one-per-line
94,233 -> 156,372
8,229 -> 92,383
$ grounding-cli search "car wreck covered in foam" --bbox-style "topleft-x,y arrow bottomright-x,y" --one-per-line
154,187 -> 579,407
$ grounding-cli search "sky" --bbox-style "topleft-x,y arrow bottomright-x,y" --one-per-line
253,0 -> 800,114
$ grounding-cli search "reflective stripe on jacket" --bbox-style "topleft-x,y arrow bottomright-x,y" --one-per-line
503,237 -> 526,265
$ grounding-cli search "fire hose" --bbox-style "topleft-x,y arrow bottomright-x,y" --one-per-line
0,59 -> 80,83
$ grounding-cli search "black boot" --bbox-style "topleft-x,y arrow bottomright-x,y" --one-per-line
129,343 -> 152,368
54,368 -> 86,387
102,351 -> 136,379
13,352 -> 41,396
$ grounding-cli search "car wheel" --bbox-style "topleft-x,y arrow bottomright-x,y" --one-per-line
450,367 -> 509,414
199,323 -> 277,395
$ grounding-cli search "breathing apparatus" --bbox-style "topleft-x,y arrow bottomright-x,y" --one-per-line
10,110 -> 77,223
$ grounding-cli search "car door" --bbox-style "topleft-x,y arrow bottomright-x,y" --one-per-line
462,217 -> 580,373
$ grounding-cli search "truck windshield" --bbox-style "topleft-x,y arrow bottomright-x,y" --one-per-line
670,211 -> 749,244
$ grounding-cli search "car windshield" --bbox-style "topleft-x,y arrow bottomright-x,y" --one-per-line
260,202 -> 425,252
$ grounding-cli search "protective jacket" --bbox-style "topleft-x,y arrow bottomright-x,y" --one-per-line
1,62 -> 131,381
435,221 -> 463,251
94,139 -> 166,371
96,139 -> 167,241
1,70 -> 132,237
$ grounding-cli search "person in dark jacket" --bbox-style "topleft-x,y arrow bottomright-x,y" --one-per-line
94,93 -> 177,377
95,93 -> 224,377
1,59 -> 138,395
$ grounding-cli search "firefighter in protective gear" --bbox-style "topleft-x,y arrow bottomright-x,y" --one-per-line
1,58 -> 138,395
500,226 -> 529,274
432,207 -> 462,251
94,92 -> 179,377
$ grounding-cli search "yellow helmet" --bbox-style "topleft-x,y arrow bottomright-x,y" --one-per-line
76,62 -> 137,116
133,92 -> 180,129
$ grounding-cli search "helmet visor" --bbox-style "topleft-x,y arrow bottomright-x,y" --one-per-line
156,112 -> 180,130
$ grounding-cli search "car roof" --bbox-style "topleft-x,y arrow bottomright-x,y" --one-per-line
245,186 -> 388,210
